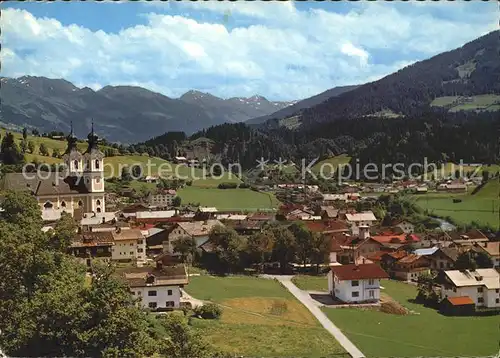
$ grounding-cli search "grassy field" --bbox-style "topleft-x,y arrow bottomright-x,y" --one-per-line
185,276 -> 347,358
414,180 -> 499,229
421,162 -> 500,180
322,280 -> 499,357
312,154 -> 351,176
292,275 -> 328,292
431,94 -> 500,112
177,186 -> 280,211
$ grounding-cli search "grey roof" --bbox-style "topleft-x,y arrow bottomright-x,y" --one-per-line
1,173 -> 89,196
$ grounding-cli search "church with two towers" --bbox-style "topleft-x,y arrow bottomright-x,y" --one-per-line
1,125 -> 106,219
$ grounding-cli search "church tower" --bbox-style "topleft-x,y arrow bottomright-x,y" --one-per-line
83,121 -> 105,213
63,122 -> 83,175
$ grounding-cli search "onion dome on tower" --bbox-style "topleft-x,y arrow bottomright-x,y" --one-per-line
63,121 -> 83,174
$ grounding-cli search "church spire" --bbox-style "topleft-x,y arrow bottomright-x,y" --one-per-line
64,120 -> 78,154
86,118 -> 99,153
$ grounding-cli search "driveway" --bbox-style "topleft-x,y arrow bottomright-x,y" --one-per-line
263,275 -> 365,358
180,288 -> 204,308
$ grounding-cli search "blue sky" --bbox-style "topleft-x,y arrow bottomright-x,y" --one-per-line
2,1 -> 498,100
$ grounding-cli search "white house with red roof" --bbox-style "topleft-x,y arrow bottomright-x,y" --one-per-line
328,263 -> 389,303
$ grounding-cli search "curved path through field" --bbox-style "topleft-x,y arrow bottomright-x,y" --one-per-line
262,275 -> 365,358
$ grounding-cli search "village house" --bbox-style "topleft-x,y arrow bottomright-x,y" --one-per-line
118,256 -> 189,311
427,247 -> 460,270
322,193 -> 347,204
328,263 -> 389,303
135,210 -> 177,224
68,231 -> 114,267
111,228 -> 147,265
474,241 -> 500,268
440,269 -> 500,308
391,254 -> 430,282
393,220 -> 415,234
215,213 -> 248,221
320,206 -> 339,220
333,226 -> 384,264
345,211 -> 377,235
142,175 -> 159,184
173,156 -> 187,164
437,182 -> 467,193
195,207 -> 219,220
148,189 -> 177,207
165,219 -> 224,253
447,229 -> 489,246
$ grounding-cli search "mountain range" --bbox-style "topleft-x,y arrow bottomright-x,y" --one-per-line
2,30 -> 499,145
0,77 -> 294,143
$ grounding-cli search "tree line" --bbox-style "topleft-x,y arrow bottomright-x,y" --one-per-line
173,221 -> 331,275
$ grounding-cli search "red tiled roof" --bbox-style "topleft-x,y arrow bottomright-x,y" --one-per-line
305,221 -> 349,233
397,254 -> 422,264
372,233 -> 420,244
446,296 -> 475,306
384,251 -> 408,260
330,263 -> 389,281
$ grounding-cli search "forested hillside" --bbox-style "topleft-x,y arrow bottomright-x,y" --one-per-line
283,30 -> 500,127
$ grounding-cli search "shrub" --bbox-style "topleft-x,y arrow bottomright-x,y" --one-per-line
217,182 -> 238,189
194,303 -> 222,319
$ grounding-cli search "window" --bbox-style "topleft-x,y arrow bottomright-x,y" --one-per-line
96,207 -> 102,213
74,160 -> 79,169
477,287 -> 483,293
166,301 -> 175,307
453,287 -> 456,292
43,201 -> 53,210
138,248 -> 144,253
496,299 -> 499,304
352,291 -> 359,298
496,289 -> 499,293
148,302 -> 157,309
131,291 -> 135,295
78,200 -> 83,207
369,290 -> 374,298
138,240 -> 143,244
351,280 -> 359,287
148,291 -> 157,296
167,289 -> 173,296
96,177 -> 101,184
130,243 -> 134,246
478,297 -> 484,303
129,251 -> 134,255
96,199 -> 101,206
61,201 -> 66,208
368,279 -> 374,285
95,159 -> 100,169
137,291 -> 142,296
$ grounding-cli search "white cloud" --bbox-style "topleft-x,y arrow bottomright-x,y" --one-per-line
1,2 -> 497,101
340,43 -> 369,67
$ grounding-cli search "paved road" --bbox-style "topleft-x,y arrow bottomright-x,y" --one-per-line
265,275 -> 365,358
